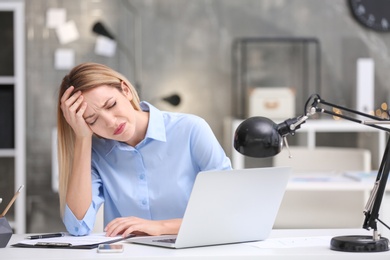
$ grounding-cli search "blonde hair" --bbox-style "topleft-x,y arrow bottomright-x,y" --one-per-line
57,62 -> 141,216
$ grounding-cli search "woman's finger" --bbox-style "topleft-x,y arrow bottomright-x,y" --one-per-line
108,219 -> 133,236
63,91 -> 82,111
76,101 -> 87,116
68,94 -> 84,113
60,85 -> 75,104
105,217 -> 137,237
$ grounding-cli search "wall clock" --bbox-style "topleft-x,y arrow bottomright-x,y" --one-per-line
349,0 -> 390,32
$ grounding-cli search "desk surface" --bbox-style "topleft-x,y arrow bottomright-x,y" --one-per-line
286,177 -> 379,191
3,229 -> 390,260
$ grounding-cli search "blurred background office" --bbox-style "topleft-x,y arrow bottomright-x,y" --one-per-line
1,0 -> 390,233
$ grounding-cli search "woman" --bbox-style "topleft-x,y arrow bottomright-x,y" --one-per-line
57,62 -> 231,237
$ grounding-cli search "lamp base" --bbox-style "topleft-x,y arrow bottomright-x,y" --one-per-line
330,235 -> 389,252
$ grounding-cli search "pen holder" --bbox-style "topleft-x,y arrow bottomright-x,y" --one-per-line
0,217 -> 12,248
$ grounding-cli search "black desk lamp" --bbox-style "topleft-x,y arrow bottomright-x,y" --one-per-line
234,93 -> 390,252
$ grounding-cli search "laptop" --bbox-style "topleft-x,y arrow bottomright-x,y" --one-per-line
129,167 -> 291,249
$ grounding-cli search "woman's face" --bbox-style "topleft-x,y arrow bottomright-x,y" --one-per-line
81,84 -> 139,143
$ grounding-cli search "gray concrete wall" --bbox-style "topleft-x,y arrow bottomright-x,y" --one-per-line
18,0 -> 390,232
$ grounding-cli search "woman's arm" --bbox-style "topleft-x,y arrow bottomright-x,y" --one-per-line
60,86 -> 94,220
66,136 -> 93,219
104,217 -> 182,237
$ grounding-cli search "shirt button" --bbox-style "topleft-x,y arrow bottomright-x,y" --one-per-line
141,199 -> 147,205
74,227 -> 79,232
139,174 -> 145,180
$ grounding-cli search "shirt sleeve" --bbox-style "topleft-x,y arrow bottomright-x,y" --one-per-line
62,170 -> 104,236
63,203 -> 96,236
190,117 -> 232,171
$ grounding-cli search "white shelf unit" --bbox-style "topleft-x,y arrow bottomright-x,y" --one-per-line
0,1 -> 25,234
229,118 -> 386,170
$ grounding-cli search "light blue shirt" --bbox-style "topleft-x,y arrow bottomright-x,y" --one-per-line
63,102 -> 232,235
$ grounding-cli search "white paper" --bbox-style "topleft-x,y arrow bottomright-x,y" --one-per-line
17,233 -> 125,247
46,8 -> 66,28
56,20 -> 80,45
94,36 -> 117,57
54,49 -> 75,70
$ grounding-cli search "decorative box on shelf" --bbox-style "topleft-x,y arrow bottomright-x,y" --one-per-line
248,87 -> 295,119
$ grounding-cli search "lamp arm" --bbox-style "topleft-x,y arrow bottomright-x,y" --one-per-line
363,138 -> 390,234
307,94 -> 390,234
316,98 -> 381,121
308,95 -> 390,133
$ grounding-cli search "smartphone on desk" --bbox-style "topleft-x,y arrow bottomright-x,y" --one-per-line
97,244 -> 124,253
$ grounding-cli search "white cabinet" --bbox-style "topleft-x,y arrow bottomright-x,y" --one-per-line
0,1 -> 25,234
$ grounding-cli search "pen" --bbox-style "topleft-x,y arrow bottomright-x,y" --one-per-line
0,185 -> 24,218
26,232 -> 65,240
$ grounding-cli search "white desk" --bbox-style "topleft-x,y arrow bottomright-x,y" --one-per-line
3,229 -> 390,259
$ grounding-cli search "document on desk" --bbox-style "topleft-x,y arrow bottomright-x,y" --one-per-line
246,236 -> 332,249
12,232 -> 132,249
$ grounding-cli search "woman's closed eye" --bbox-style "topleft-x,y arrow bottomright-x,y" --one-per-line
85,102 -> 116,125
87,117 -> 97,126
108,101 -> 117,109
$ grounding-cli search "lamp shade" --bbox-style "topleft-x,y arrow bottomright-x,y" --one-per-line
162,94 -> 181,106
233,117 -> 283,158
92,21 -> 115,40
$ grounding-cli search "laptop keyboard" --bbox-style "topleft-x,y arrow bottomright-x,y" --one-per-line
152,238 -> 177,243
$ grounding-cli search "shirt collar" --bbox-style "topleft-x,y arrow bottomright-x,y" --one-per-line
93,101 -> 166,155
140,101 -> 167,142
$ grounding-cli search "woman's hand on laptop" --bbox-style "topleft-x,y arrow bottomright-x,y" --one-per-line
104,217 -> 182,237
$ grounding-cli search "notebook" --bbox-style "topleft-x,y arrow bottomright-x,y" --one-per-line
129,167 -> 291,249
